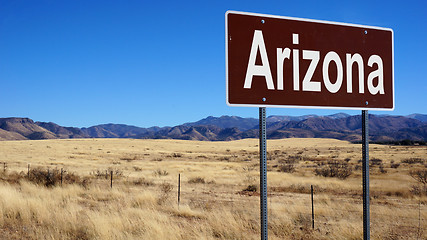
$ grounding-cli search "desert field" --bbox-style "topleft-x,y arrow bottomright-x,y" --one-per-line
0,138 -> 426,239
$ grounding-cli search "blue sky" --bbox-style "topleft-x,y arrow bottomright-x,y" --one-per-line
1,0 -> 426,127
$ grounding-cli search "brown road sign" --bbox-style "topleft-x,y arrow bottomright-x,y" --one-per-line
226,11 -> 394,110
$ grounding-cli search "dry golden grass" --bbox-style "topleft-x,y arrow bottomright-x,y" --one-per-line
0,138 -> 426,239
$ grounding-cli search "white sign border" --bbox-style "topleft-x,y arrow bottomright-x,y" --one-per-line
225,10 -> 395,111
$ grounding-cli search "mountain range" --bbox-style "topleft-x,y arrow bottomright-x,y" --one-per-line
0,113 -> 426,142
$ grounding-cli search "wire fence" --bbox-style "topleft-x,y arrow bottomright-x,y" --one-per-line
1,161 -> 426,236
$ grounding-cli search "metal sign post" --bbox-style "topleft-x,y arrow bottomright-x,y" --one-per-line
362,110 -> 370,240
259,107 -> 268,240
311,185 -> 315,229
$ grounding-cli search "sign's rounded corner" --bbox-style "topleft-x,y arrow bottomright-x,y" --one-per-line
226,100 -> 234,107
225,10 -> 235,17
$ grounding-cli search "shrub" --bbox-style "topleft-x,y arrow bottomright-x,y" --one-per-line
0,171 -> 25,184
279,164 -> 295,173
28,168 -> 81,187
133,166 -> 143,171
314,160 -> 352,179
160,182 -> 173,193
91,168 -> 122,179
153,169 -> 169,177
370,158 -> 383,166
286,155 -> 303,163
28,168 -> 56,186
243,184 -> 257,192
108,168 -> 123,177
402,158 -> 424,165
409,169 -> 427,185
379,164 -> 387,174
63,170 -> 81,184
410,185 -> 427,196
91,169 -> 109,179
390,163 -> 400,168
79,177 -> 91,189
120,155 -> 139,161
132,177 -> 154,186
188,177 -> 205,184
157,182 -> 173,205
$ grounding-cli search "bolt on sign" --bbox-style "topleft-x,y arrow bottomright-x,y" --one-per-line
226,11 -> 394,110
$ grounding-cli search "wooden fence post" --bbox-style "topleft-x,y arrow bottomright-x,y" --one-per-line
110,171 -> 113,188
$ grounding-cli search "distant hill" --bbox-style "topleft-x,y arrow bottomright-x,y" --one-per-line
87,124 -> 162,138
267,113 -> 350,123
264,115 -> 425,142
0,113 -> 426,142
0,118 -> 56,140
80,124 -> 161,138
183,116 -> 258,131
0,128 -> 27,141
266,114 -> 318,123
36,122 -> 89,139
407,114 -> 427,122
